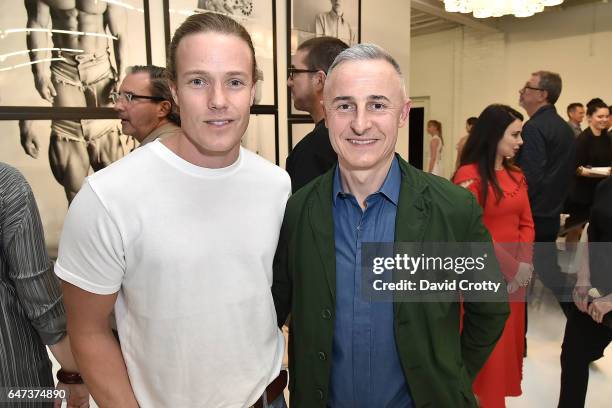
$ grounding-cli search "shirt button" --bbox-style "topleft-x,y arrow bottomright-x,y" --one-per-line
318,351 -> 327,361
316,389 -> 324,400
321,309 -> 332,319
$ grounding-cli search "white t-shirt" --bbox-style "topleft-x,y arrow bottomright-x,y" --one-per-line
56,140 -> 290,408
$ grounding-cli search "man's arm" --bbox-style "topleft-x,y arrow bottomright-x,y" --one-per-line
272,217 -> 292,328
24,0 -> 56,103
19,120 -> 40,158
104,4 -> 127,83
62,283 -> 138,408
54,181 -> 135,407
315,13 -> 324,37
460,196 -> 510,380
517,123 -> 546,204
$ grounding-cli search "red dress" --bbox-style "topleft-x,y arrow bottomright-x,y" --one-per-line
454,163 -> 535,408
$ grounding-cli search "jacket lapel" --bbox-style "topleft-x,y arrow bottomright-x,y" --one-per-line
394,157 -> 431,318
308,170 -> 337,301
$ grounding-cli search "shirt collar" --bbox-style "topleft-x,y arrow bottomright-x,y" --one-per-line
332,157 -> 401,206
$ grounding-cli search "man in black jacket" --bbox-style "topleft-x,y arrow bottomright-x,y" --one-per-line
286,37 -> 348,193
517,70 -> 576,314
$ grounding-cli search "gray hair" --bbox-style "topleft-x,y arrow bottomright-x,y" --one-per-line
327,43 -> 405,93
533,70 -> 562,105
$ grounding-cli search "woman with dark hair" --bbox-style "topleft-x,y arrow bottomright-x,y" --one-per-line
565,99 -> 612,242
453,104 -> 535,408
426,119 -> 444,176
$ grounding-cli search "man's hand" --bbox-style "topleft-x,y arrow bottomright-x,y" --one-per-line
34,72 -> 57,103
588,293 -> 612,324
572,284 -> 591,313
19,120 -> 40,158
55,382 -> 89,408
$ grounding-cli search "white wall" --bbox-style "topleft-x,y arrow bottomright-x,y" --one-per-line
410,1 -> 612,179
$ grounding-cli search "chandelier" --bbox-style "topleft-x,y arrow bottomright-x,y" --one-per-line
443,0 -> 564,18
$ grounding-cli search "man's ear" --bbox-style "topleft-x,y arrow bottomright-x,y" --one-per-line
250,82 -> 256,106
398,98 -> 412,128
158,100 -> 171,118
170,83 -> 179,107
313,70 -> 326,91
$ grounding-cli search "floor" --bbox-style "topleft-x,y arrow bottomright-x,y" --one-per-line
49,251 -> 612,407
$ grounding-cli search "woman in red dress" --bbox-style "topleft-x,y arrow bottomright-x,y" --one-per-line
453,104 -> 535,408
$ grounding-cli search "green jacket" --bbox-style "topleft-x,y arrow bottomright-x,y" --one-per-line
272,156 -> 510,408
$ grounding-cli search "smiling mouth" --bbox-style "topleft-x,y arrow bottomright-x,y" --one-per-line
348,138 -> 376,145
205,120 -> 233,126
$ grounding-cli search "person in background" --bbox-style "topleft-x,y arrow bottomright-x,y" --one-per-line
286,36 -> 348,193
455,116 -> 478,170
608,105 -> 612,131
516,70 -> 575,314
112,65 -> 182,147
454,104 -> 535,408
560,176 -> 612,408
426,119 -> 444,176
0,162 -> 89,408
566,103 -> 585,137
564,99 -> 611,245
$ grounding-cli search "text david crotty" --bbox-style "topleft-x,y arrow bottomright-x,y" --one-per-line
372,254 -> 487,275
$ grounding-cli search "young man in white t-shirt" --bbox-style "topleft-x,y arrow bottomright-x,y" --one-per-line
56,13 -> 290,408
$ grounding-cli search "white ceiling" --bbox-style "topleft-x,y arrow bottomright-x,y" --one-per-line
411,0 -> 607,37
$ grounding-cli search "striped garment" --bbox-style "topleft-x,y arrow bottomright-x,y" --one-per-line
0,163 -> 66,407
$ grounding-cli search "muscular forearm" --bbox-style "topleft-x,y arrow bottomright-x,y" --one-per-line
27,32 -> 49,76
70,330 -> 138,407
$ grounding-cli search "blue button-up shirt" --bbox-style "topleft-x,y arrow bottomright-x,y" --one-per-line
328,158 -> 413,408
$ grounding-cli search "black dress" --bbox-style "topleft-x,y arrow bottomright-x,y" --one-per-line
566,128 -> 612,227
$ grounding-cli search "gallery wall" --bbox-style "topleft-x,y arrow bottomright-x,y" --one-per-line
0,0 -> 412,254
410,1 -> 612,179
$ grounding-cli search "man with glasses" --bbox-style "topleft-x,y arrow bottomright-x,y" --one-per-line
112,65 -> 181,147
517,71 -> 575,313
286,37 -> 347,193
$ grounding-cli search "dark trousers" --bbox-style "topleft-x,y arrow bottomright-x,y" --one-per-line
559,304 -> 612,408
533,216 -> 571,316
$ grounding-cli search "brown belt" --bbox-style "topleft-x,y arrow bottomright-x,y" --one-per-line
251,370 -> 288,408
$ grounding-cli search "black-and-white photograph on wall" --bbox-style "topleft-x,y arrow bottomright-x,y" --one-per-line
0,119 -> 133,256
290,0 -> 359,52
0,0 -> 148,108
166,0 -> 276,106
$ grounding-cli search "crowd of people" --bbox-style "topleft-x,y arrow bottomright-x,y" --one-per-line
2,10 -> 611,408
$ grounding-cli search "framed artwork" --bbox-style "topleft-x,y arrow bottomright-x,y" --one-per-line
0,0 -> 151,118
164,0 -> 278,108
286,0 -> 360,117
0,119 -> 135,255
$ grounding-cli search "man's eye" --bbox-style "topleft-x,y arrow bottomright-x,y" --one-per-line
190,78 -> 205,87
337,104 -> 354,111
228,79 -> 245,87
369,102 -> 386,111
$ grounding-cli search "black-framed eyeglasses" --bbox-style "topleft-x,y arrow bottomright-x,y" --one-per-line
288,67 -> 318,79
521,84 -> 545,92
110,91 -> 165,104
